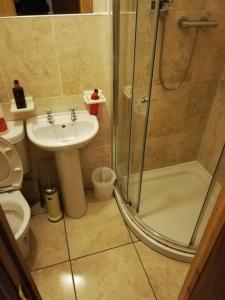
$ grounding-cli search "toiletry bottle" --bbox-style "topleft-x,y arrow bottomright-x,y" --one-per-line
12,80 -> 27,109
0,104 -> 8,135
90,88 -> 99,115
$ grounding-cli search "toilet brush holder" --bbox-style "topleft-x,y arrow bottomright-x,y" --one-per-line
44,184 -> 62,222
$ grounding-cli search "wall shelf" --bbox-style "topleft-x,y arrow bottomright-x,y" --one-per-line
11,97 -> 34,114
83,90 -> 106,105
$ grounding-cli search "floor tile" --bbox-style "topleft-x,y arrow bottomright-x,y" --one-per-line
135,242 -> 190,300
129,228 -> 140,242
72,244 -> 156,300
65,198 -> 131,259
31,202 -> 47,216
27,214 -> 69,270
32,262 -> 75,300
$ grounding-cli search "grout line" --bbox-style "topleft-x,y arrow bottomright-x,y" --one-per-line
63,218 -> 77,300
70,241 -> 134,262
133,242 -> 158,300
30,259 -> 70,273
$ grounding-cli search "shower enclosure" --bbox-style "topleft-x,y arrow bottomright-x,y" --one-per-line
113,0 -> 225,262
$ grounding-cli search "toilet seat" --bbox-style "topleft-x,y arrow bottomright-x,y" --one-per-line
0,191 -> 30,241
0,133 -> 31,259
0,137 -> 23,192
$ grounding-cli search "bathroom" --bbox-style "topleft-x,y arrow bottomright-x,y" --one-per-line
0,0 -> 225,299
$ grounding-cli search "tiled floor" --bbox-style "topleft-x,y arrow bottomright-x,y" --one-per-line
29,191 -> 190,300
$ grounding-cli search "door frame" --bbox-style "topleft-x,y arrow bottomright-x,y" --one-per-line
179,184 -> 225,299
0,205 -> 41,299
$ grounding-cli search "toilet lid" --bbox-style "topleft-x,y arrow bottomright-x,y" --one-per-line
0,137 -> 23,192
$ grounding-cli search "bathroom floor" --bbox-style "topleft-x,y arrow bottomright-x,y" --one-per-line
28,191 -> 189,300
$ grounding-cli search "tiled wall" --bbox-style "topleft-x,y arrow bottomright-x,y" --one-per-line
128,0 -> 225,172
198,65 -> 225,184
0,14 -> 111,192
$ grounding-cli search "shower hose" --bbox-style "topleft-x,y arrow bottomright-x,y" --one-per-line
159,14 -> 200,91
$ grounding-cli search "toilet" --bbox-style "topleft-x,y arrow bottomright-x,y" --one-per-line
0,120 -> 31,259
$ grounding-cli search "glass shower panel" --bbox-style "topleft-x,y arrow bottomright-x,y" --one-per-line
192,144 -> 225,245
139,3 -> 225,246
128,1 -> 160,211
114,1 -> 137,200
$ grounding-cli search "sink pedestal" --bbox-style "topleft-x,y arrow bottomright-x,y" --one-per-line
54,149 -> 86,218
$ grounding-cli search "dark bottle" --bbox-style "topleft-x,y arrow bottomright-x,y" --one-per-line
12,80 -> 27,109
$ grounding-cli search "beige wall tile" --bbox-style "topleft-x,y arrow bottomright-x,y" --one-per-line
0,68 -> 8,102
130,79 -> 217,171
173,0 -> 206,10
190,11 -> 225,82
119,13 -> 136,88
205,0 -> 225,11
144,130 -> 202,170
222,64 -> 225,79
80,144 -> 111,188
0,17 -> 61,99
89,104 -> 111,147
34,95 -> 86,116
198,79 -> 225,177
153,11 -> 225,85
53,15 -> 109,96
120,0 -> 136,12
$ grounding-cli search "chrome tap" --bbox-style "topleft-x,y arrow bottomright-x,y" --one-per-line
46,109 -> 54,124
70,107 -> 77,121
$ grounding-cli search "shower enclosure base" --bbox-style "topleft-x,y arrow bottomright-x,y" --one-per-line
115,161 -> 220,262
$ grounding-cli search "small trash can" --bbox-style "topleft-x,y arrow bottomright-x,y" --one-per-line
91,167 -> 116,201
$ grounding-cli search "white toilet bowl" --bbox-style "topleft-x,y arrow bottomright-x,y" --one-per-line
0,122 -> 31,259
0,190 -> 31,259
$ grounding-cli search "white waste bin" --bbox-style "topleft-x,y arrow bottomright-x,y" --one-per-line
91,167 -> 116,201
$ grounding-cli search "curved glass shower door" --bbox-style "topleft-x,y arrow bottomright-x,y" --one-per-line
113,0 -> 225,261
113,0 -> 161,210
113,0 -> 139,201
137,2 -> 225,250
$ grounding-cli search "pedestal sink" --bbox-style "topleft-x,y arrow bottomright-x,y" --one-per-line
26,110 -> 99,218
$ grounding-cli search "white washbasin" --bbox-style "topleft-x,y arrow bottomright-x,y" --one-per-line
26,110 -> 99,151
